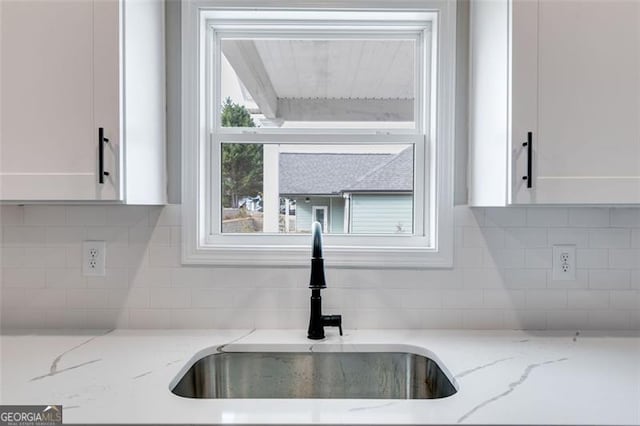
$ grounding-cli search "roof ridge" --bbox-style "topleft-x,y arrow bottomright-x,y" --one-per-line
280,152 -> 391,156
342,147 -> 412,191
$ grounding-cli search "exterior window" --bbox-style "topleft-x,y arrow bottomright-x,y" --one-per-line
182,3 -> 456,267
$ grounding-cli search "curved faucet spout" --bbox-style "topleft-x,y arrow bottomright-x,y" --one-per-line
311,221 -> 323,259
309,221 -> 326,289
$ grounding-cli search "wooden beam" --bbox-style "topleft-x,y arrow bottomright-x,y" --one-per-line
222,40 -> 278,118
277,98 -> 413,122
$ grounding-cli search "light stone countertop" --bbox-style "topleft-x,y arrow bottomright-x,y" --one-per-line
1,329 -> 639,425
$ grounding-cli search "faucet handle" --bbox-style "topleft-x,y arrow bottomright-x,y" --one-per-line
323,314 -> 343,336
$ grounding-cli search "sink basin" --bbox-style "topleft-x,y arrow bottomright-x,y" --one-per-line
171,351 -> 457,399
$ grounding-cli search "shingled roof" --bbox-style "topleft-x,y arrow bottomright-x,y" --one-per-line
279,147 -> 413,196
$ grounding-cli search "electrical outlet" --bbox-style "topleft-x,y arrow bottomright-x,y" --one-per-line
82,241 -> 106,276
552,244 -> 576,281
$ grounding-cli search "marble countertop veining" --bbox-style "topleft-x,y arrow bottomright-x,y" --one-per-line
1,329 -> 639,425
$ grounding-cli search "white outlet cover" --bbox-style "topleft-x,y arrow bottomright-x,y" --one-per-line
552,244 -> 576,281
82,241 -> 106,276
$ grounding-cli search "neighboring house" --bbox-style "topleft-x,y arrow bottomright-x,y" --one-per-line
279,147 -> 413,234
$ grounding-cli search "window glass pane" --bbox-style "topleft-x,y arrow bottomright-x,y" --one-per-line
221,143 -> 414,234
220,38 -> 416,129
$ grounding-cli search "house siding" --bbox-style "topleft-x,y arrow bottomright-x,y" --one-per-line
350,194 -> 413,234
294,197 -> 333,233
330,198 -> 345,234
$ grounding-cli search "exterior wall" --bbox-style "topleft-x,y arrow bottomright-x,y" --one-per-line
330,198 -> 345,234
350,194 -> 413,234
293,197 -> 331,233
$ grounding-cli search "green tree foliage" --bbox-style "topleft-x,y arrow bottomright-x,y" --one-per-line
221,98 -> 263,208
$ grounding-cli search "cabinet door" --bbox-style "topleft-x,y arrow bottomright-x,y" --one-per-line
0,0 -> 118,201
513,0 -> 640,204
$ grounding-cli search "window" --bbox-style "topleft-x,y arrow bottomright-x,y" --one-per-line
182,2 -> 456,267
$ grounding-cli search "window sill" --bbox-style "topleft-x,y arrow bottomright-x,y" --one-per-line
181,241 -> 453,268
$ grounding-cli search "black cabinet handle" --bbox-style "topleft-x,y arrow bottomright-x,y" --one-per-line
98,127 -> 110,184
522,131 -> 533,189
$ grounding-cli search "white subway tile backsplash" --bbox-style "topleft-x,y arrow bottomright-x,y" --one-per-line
1,288 -> 26,308
632,270 -> 640,290
483,290 -> 526,309
24,288 -> 67,308
129,268 -> 172,288
548,228 -> 589,248
567,290 -> 610,309
609,291 -> 640,310
454,206 -> 484,227
2,247 -> 66,268
66,206 -> 107,226
86,227 -> 129,246
568,208 -> 610,228
502,269 -> 547,289
45,309 -> 88,329
588,229 -> 631,248
149,288 -> 191,308
526,208 -> 569,227
129,309 -> 173,329
105,206 -> 148,227
547,269 -> 589,289
576,249 -> 609,269
191,288 -> 236,308
463,268 -> 504,289
525,290 -> 567,310
462,227 -> 505,248
608,249 -> 640,269
107,288 -> 149,309
483,248 -> 525,269
2,226 -> 45,246
46,268 -> 86,288
442,290 -> 483,308
148,246 -> 180,267
170,227 -> 182,246
170,309 -> 217,328
66,289 -> 109,309
632,229 -> 640,248
503,311 -> 546,330
171,268 -> 213,288
587,311 -> 631,330
610,208 -> 640,227
485,208 -> 526,227
524,248 -> 552,269
547,310 -> 588,330
1,309 -> 45,328
1,204 -> 639,330
149,204 -> 181,226
2,268 -> 45,288
24,206 -> 67,225
454,247 -> 484,268
129,225 -> 171,246
87,268 -> 129,289
463,310 -> 504,329
504,228 -> 548,248
45,227 -> 85,245
85,309 -> 129,329
588,269 -> 631,290
0,206 -> 24,225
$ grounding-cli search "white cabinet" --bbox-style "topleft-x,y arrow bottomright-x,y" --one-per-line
0,0 -> 166,204
469,0 -> 640,206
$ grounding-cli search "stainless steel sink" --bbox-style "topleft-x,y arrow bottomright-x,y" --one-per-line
171,351 -> 457,399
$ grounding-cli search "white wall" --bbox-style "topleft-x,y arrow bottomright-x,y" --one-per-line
1,204 -> 638,330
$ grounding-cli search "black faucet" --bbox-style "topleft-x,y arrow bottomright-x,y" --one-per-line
307,222 -> 343,340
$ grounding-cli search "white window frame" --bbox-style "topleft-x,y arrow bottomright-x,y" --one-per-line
182,0 -> 456,268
